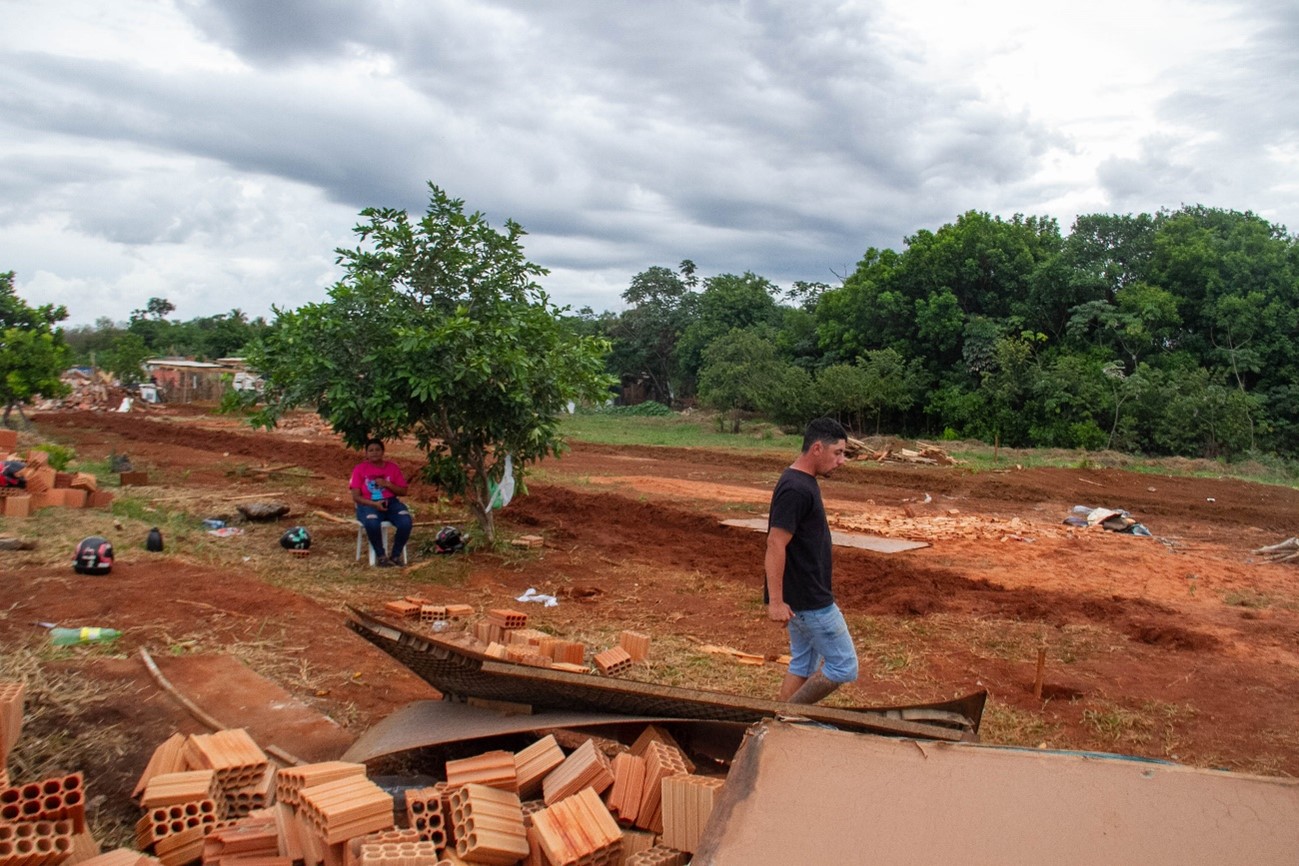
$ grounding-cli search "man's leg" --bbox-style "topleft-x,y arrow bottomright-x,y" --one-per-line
779,611 -> 817,701
787,671 -> 840,704
777,673 -> 807,702
786,604 -> 858,706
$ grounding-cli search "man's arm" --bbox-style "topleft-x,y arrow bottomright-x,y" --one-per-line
766,527 -> 794,623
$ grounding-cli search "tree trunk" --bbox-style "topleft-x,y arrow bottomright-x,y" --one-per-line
466,453 -> 496,544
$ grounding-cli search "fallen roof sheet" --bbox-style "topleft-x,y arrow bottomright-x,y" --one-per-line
341,698 -> 746,765
694,720 -> 1299,866
346,607 -> 980,740
720,517 -> 929,552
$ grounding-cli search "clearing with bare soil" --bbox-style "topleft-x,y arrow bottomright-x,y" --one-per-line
4,406 -> 1299,843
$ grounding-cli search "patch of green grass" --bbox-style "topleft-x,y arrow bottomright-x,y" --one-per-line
559,412 -> 797,451
559,415 -> 1299,488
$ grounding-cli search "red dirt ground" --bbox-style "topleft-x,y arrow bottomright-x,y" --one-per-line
5,406 -> 1299,833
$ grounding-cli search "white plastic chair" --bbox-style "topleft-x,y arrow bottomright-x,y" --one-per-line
355,520 -> 409,566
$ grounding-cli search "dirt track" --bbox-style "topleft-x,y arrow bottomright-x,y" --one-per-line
6,407 -> 1299,831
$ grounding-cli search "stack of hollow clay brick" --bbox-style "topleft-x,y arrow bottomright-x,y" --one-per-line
473,609 -> 529,647
181,730 -> 275,818
380,600 -> 617,675
8,707 -> 726,866
0,817 -> 76,866
356,827 -> 438,866
617,632 -> 650,663
0,682 -> 23,788
420,724 -> 724,864
133,800 -> 218,866
3,449 -> 115,518
382,601 -> 473,631
130,728 -> 281,866
200,812 -> 283,865
381,600 -> 605,674
1,773 -> 88,833
446,784 -> 529,864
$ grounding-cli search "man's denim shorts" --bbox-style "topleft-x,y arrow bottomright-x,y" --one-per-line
787,602 -> 859,683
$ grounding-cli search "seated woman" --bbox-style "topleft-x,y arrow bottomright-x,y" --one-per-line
349,438 -> 413,567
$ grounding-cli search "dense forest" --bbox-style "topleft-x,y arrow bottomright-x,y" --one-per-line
21,203 -> 1299,460
572,205 -> 1299,460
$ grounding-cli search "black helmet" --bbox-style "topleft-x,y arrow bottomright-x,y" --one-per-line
280,526 -> 311,550
434,526 -> 465,554
73,536 -> 114,575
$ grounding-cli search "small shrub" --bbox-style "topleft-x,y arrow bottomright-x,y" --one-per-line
32,443 -> 75,470
596,401 -> 674,416
216,385 -> 259,416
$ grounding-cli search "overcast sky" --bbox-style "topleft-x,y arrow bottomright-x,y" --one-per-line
4,0 -> 1297,327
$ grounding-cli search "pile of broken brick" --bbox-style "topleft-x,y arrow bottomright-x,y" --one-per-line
34,371 -> 141,414
1,669 -> 720,866
379,601 -> 650,678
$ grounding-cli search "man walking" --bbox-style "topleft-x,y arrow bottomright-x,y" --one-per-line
765,417 -> 859,705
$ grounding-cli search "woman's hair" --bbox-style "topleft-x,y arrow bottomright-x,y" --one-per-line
364,438 -> 384,451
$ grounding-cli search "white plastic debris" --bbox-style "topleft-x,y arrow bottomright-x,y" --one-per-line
515,587 -> 558,607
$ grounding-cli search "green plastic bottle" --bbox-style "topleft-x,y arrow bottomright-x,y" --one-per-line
50,627 -> 122,646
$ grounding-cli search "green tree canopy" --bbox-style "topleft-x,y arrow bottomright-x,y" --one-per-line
250,184 -> 613,541
607,263 -> 696,404
0,271 -> 70,426
675,271 -> 782,391
696,327 -> 787,432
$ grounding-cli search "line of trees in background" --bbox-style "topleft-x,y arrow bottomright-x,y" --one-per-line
61,298 -> 271,386
568,205 -> 1299,460
20,202 -> 1299,461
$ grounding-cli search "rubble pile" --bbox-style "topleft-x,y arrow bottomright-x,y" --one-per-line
378,602 -> 656,678
832,509 -> 1070,543
845,438 -> 962,466
35,370 -> 144,413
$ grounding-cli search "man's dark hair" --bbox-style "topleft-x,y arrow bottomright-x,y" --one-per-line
364,437 -> 385,451
802,417 -> 848,453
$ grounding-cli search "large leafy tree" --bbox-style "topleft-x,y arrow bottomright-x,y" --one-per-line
0,272 -> 70,426
696,327 -> 788,432
100,332 -> 152,386
607,262 -> 696,404
250,184 -> 613,542
675,271 -> 782,393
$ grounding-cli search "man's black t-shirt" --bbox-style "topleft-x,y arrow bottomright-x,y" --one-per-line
766,467 -> 834,611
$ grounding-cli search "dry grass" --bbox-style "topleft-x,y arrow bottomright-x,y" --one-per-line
0,646 -> 138,849
978,701 -> 1064,749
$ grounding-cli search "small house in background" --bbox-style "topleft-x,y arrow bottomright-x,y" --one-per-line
143,358 -> 229,403
216,358 -> 263,393
617,372 -> 653,406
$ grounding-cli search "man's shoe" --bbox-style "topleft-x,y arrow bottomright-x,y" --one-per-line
376,557 -> 398,568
